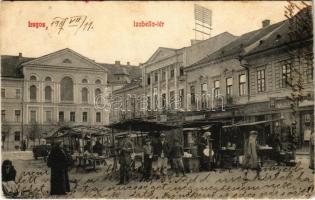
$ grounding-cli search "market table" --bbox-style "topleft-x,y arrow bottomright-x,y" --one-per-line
258,146 -> 274,166
76,155 -> 107,172
183,156 -> 200,173
218,149 -> 241,169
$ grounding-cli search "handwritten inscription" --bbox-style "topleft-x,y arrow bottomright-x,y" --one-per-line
49,16 -> 94,34
11,161 -> 314,199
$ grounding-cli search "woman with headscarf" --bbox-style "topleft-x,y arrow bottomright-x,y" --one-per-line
242,130 -> 261,180
2,160 -> 18,197
47,142 -> 70,195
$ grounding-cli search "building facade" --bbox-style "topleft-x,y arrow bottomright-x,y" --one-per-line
1,48 -> 112,151
110,8 -> 313,150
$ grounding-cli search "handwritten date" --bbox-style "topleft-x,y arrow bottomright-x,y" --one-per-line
48,15 -> 94,34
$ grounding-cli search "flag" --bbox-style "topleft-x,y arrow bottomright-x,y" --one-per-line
194,4 -> 212,26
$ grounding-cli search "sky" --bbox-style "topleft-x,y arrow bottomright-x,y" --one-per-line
0,1 -> 307,65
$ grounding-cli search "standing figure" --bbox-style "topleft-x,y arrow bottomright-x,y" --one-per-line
142,138 -> 153,181
93,138 -> 104,156
117,135 -> 133,185
47,142 -> 70,195
155,133 -> 170,177
242,130 -> 261,180
309,130 -> 314,173
198,133 -> 209,171
170,138 -> 186,177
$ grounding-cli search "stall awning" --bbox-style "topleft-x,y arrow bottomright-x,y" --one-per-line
45,125 -> 111,139
222,118 -> 283,129
106,118 -> 179,132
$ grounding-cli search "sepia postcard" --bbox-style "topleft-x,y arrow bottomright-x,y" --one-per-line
0,1 -> 314,199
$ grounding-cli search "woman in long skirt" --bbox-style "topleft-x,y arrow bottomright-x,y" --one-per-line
242,130 -> 261,180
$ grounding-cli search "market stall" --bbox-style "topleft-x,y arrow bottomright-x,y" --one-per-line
106,118 -> 179,172
222,118 -> 290,167
181,120 -> 227,172
45,125 -> 112,171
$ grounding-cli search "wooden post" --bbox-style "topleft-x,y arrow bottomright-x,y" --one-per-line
112,128 -> 117,172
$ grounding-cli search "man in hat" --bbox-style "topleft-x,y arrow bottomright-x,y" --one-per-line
198,132 -> 209,171
170,138 -> 186,177
117,134 -> 133,185
155,133 -> 170,177
242,130 -> 261,180
142,138 -> 153,181
47,141 -> 70,195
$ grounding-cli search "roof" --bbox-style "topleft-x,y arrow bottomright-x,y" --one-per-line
113,77 -> 142,93
1,55 -> 34,78
191,7 -> 312,67
193,21 -> 285,66
98,63 -> 141,84
244,7 -> 313,56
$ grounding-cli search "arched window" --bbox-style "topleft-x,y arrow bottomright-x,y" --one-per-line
95,88 -> 101,98
82,79 -> 88,84
82,87 -> 88,103
30,75 -> 37,81
45,86 -> 52,101
30,85 -> 37,100
95,79 -> 101,84
45,77 -> 52,82
60,77 -> 74,101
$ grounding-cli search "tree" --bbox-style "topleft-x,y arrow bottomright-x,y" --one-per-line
284,1 -> 313,152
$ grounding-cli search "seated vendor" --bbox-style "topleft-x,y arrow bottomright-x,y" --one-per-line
93,139 -> 104,156
84,141 -> 92,154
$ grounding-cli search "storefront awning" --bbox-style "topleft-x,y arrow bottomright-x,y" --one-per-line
222,118 -> 283,129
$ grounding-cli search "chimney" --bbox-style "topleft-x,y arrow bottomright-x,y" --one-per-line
127,61 -> 130,66
115,61 -> 120,66
262,19 -> 270,28
18,52 -> 22,58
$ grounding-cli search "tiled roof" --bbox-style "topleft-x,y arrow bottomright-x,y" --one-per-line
192,21 -> 285,66
98,63 -> 141,84
1,55 -> 34,78
244,7 -> 313,56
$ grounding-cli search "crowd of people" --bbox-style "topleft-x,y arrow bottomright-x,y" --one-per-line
2,128 -> 314,197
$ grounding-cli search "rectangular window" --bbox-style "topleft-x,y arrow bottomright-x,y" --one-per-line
16,89 -> 21,99
162,70 -> 166,81
70,112 -> 75,122
45,111 -> 52,122
147,76 -> 151,85
96,112 -> 101,122
1,110 -> 5,122
179,67 -> 184,76
214,80 -> 220,98
15,110 -> 21,122
201,83 -> 207,109
190,85 -> 196,105
239,74 -> 246,96
155,72 -> 158,82
257,69 -> 266,92
1,88 -> 5,98
226,77 -> 233,96
30,110 -> 36,122
282,62 -> 292,88
147,96 -> 151,110
170,91 -> 175,109
82,112 -> 88,122
170,68 -> 175,79
14,131 -> 20,141
154,88 -> 158,109
179,89 -> 184,108
59,111 -> 64,122
162,93 -> 166,109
